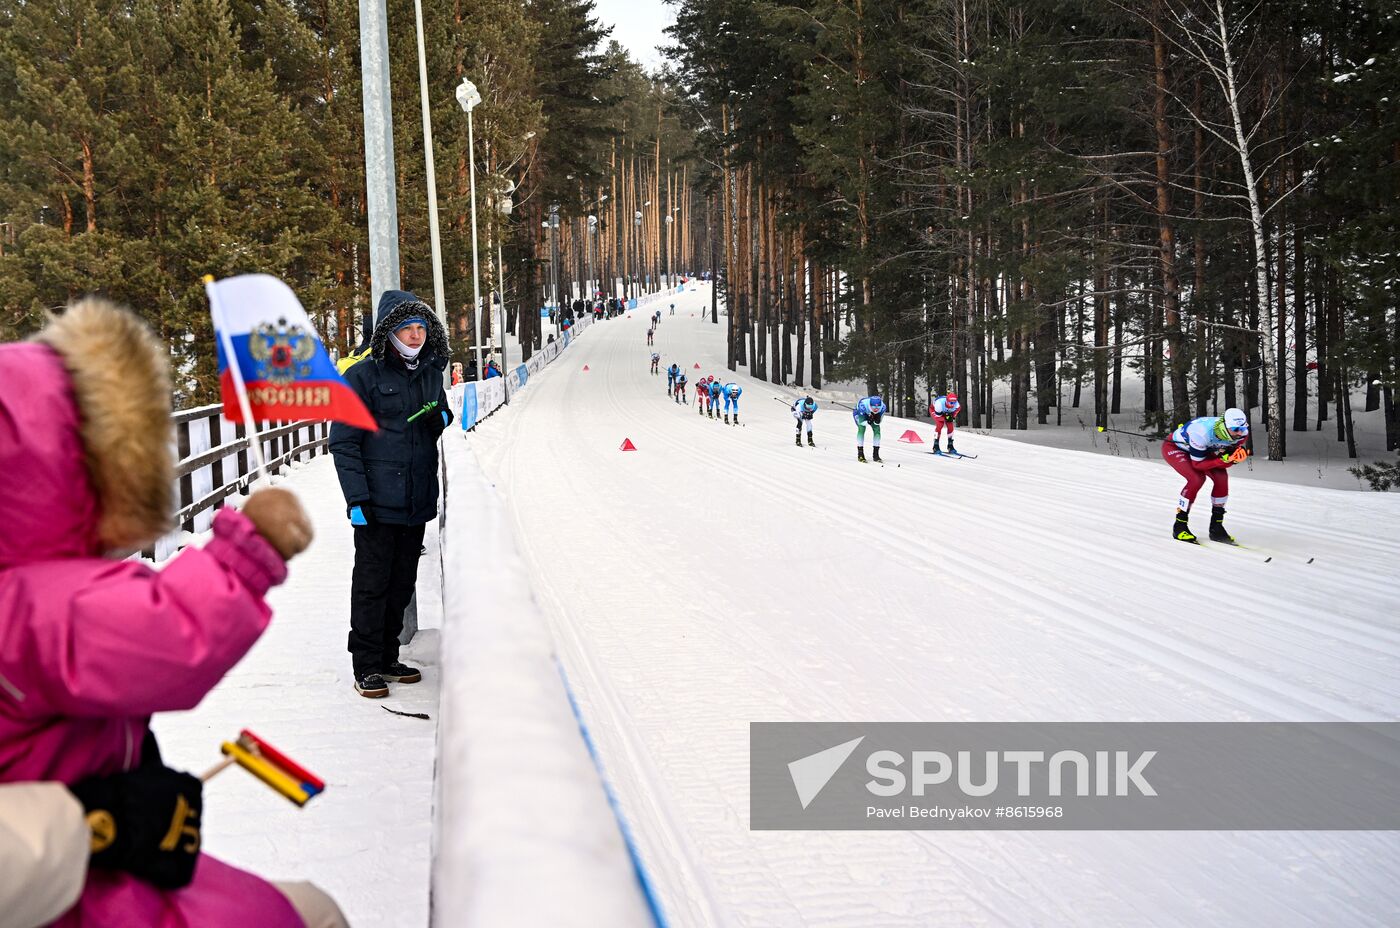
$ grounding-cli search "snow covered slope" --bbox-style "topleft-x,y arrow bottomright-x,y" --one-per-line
467,287 -> 1400,928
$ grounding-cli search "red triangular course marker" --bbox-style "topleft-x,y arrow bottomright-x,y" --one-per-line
898,429 -> 923,444
582,365 -> 590,371
693,362 -> 701,369
619,438 -> 637,451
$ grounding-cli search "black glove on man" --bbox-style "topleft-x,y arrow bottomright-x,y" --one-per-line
70,734 -> 203,889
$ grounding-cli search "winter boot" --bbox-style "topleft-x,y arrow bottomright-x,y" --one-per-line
857,447 -> 867,463
872,447 -> 882,463
1209,506 -> 1236,544
807,432 -> 816,447
1173,509 -> 1198,544
382,661 -> 422,684
354,672 -> 389,698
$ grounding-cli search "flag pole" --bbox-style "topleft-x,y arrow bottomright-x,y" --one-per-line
204,275 -> 270,483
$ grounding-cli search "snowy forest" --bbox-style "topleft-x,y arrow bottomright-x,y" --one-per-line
1,0 -> 1396,463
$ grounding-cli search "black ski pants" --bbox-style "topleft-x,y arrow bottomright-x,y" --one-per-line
349,522 -> 427,675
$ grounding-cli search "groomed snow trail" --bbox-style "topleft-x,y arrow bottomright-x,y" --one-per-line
467,290 -> 1400,928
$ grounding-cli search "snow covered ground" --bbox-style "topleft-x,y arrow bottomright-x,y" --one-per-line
466,283 -> 1400,927
154,457 -> 442,927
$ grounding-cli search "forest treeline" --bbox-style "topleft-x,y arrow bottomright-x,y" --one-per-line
668,0 -> 1398,460
0,0 -> 704,401
2,0 -> 1395,464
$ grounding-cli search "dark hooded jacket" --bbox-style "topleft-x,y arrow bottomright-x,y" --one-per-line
329,289 -> 453,525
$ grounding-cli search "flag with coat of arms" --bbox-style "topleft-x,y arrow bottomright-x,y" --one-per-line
206,274 -> 376,431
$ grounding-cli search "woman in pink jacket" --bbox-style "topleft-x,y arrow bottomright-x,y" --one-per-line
0,299 -> 342,927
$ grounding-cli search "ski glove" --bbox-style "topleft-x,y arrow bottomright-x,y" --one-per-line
70,764 -> 203,889
349,505 -> 369,526
1223,447 -> 1249,465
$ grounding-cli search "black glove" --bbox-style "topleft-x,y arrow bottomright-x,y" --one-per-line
71,762 -> 204,889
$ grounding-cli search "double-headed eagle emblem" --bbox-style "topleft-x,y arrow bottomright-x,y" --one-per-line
249,317 -> 316,385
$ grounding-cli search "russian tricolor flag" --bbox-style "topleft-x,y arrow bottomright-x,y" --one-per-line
207,274 -> 377,431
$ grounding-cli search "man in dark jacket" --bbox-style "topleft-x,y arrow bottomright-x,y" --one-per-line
329,289 -> 453,698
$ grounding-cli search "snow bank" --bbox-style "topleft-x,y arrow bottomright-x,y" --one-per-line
431,434 -> 656,928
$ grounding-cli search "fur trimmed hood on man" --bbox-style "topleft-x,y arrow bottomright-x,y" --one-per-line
0,298 -> 173,565
369,289 -> 449,368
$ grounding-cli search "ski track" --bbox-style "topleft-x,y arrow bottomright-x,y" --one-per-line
466,292 -> 1400,928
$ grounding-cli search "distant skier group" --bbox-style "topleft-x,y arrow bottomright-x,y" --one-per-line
660,361 -> 744,424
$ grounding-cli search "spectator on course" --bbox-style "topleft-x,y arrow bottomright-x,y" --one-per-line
330,289 -> 452,699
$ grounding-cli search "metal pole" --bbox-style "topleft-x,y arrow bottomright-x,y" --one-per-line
467,110 -> 483,379
412,0 -> 446,327
358,0 -> 399,309
497,238 -> 507,384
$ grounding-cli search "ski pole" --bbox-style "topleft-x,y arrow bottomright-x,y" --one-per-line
1095,425 -> 1161,441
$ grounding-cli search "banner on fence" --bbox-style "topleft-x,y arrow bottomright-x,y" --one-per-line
459,383 -> 479,431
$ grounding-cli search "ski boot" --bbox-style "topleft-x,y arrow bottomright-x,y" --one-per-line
1209,506 -> 1236,544
1173,509 -> 1198,544
807,433 -> 816,447
947,440 -> 957,455
872,447 -> 882,463
795,432 -> 803,447
857,447 -> 867,463
931,439 -> 942,455
724,413 -> 730,425
733,414 -> 740,426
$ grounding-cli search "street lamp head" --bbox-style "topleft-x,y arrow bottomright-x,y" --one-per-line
456,79 -> 481,113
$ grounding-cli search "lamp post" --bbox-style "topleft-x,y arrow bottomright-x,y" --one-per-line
665,213 -> 674,291
412,0 -> 446,326
455,78 -> 484,379
548,204 -> 561,333
494,178 -> 514,386
633,209 -> 642,299
586,215 -> 597,306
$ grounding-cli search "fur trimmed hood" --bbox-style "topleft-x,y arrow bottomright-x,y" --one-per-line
370,289 -> 449,369
0,298 -> 172,565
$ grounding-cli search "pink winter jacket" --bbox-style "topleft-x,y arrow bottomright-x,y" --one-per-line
0,341 -> 305,927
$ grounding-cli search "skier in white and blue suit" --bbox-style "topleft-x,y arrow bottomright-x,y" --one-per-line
792,395 -> 818,447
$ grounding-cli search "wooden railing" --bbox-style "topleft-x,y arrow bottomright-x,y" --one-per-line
152,405 -> 330,560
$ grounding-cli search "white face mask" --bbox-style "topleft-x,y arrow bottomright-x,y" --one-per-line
389,332 -> 424,361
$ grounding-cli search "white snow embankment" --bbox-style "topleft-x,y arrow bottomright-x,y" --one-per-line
432,433 -> 657,928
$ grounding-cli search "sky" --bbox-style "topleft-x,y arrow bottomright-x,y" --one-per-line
593,0 -> 676,71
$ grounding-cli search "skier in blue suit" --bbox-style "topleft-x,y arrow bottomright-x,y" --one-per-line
722,382 -> 743,425
853,395 -> 885,463
707,377 -> 723,420
667,362 -> 679,396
